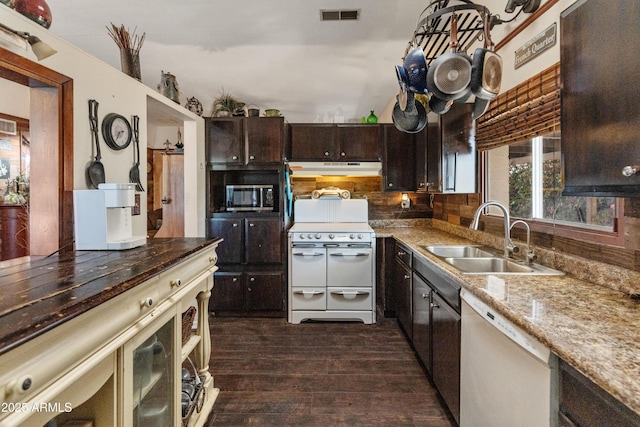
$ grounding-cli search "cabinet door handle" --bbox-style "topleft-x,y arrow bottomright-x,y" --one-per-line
170,279 -> 182,288
622,165 -> 640,176
249,155 -> 255,160
422,293 -> 429,299
340,152 -> 346,157
232,155 -> 238,160
140,297 -> 154,308
249,223 -> 255,227
324,151 -> 330,157
232,223 -> 239,227
388,182 -> 394,187
404,274 -> 410,280
397,251 -> 406,256
232,277 -> 238,282
431,302 -> 440,309
250,277 -> 255,282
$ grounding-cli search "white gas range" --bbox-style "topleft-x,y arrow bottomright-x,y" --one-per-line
287,193 -> 376,324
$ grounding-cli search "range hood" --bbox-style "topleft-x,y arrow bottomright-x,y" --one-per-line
288,161 -> 382,176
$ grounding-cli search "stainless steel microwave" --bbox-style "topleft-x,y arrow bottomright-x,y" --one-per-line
225,185 -> 274,211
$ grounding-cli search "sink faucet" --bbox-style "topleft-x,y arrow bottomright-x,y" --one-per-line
510,220 -> 536,265
470,201 -> 515,258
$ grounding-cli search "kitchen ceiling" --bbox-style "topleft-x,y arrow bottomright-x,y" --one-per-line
45,0 -> 510,123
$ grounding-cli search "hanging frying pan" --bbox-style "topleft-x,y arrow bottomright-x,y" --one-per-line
86,99 -> 106,188
392,92 -> 427,133
395,65 -> 409,111
470,13 -> 503,100
426,13 -> 472,101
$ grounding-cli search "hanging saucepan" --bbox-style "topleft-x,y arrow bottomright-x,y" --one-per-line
470,13 -> 503,100
392,92 -> 427,133
472,96 -> 491,120
403,45 -> 428,95
428,94 -> 453,115
426,14 -> 472,101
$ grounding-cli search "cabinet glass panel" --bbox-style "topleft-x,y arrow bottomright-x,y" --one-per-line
132,318 -> 174,426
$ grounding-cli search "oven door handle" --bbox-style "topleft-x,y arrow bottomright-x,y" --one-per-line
330,290 -> 370,296
329,252 -> 370,257
292,252 -> 325,257
323,243 -> 340,248
293,290 -> 325,296
291,243 -> 316,248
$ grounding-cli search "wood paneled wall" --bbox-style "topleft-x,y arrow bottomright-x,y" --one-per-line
289,176 -> 434,220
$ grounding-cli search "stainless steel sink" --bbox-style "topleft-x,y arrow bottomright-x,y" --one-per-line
443,257 -> 564,275
445,257 -> 533,273
425,245 -> 494,258
425,244 -> 564,275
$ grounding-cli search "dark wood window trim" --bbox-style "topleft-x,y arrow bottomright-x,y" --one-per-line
0,46 -> 74,255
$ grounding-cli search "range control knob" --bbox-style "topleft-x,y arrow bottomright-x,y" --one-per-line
314,233 -> 321,239
349,234 -> 355,239
299,234 -> 305,239
357,234 -> 363,239
329,234 -> 335,240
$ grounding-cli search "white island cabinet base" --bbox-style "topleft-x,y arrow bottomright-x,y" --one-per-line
0,242 -> 220,427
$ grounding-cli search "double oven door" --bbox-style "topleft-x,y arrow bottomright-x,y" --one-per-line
290,243 -> 373,312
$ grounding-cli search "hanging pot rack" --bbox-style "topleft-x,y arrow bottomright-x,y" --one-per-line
406,1 -> 493,66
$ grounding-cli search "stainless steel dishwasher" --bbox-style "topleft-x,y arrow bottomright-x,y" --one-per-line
460,288 -> 558,427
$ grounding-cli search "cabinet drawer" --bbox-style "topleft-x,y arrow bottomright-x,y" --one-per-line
327,287 -> 373,311
291,287 -> 326,310
394,242 -> 412,267
159,246 -> 218,299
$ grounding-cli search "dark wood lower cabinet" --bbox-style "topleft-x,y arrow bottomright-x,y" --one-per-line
559,359 -> 640,426
431,292 -> 460,425
211,270 -> 284,315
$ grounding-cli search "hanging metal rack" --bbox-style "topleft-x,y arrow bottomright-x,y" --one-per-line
406,0 -> 493,65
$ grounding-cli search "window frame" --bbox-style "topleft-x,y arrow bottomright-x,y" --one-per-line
480,150 -> 625,247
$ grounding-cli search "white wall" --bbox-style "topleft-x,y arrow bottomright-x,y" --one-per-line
0,7 -> 206,237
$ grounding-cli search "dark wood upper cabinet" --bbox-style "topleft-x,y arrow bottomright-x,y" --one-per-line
206,117 -> 283,165
383,124 -> 419,192
561,0 -> 640,196
206,118 -> 244,165
245,117 -> 284,164
288,124 -> 381,162
335,124 -> 382,161
289,124 -> 336,161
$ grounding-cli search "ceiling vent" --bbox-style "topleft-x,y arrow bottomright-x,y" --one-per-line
0,118 -> 17,135
320,9 -> 360,21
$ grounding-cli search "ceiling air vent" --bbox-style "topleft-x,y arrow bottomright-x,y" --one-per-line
320,9 -> 360,21
0,118 -> 17,135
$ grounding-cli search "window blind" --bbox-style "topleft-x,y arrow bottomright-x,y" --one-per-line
475,62 -> 560,151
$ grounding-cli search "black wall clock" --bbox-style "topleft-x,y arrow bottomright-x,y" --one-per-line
101,113 -> 132,150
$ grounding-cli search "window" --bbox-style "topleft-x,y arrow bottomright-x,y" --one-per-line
486,131 -> 618,231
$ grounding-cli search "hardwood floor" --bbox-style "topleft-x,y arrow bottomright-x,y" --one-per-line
205,316 -> 455,426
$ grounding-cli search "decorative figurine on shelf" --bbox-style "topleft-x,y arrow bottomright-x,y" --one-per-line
366,110 -> 378,124
185,96 -> 203,116
175,128 -> 184,152
158,70 -> 180,104
163,139 -> 172,153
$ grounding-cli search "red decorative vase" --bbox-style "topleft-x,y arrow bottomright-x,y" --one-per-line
15,0 -> 52,29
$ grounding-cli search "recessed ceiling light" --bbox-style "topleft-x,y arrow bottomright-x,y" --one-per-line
320,9 -> 360,21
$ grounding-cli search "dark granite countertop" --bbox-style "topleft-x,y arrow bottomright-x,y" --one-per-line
372,220 -> 640,417
0,237 -> 222,356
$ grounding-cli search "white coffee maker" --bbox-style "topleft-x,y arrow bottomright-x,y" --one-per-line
73,183 -> 147,250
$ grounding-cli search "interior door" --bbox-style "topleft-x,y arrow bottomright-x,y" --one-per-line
154,153 -> 184,237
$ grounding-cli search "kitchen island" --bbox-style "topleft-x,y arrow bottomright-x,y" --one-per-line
374,220 -> 640,420
0,237 -> 222,426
